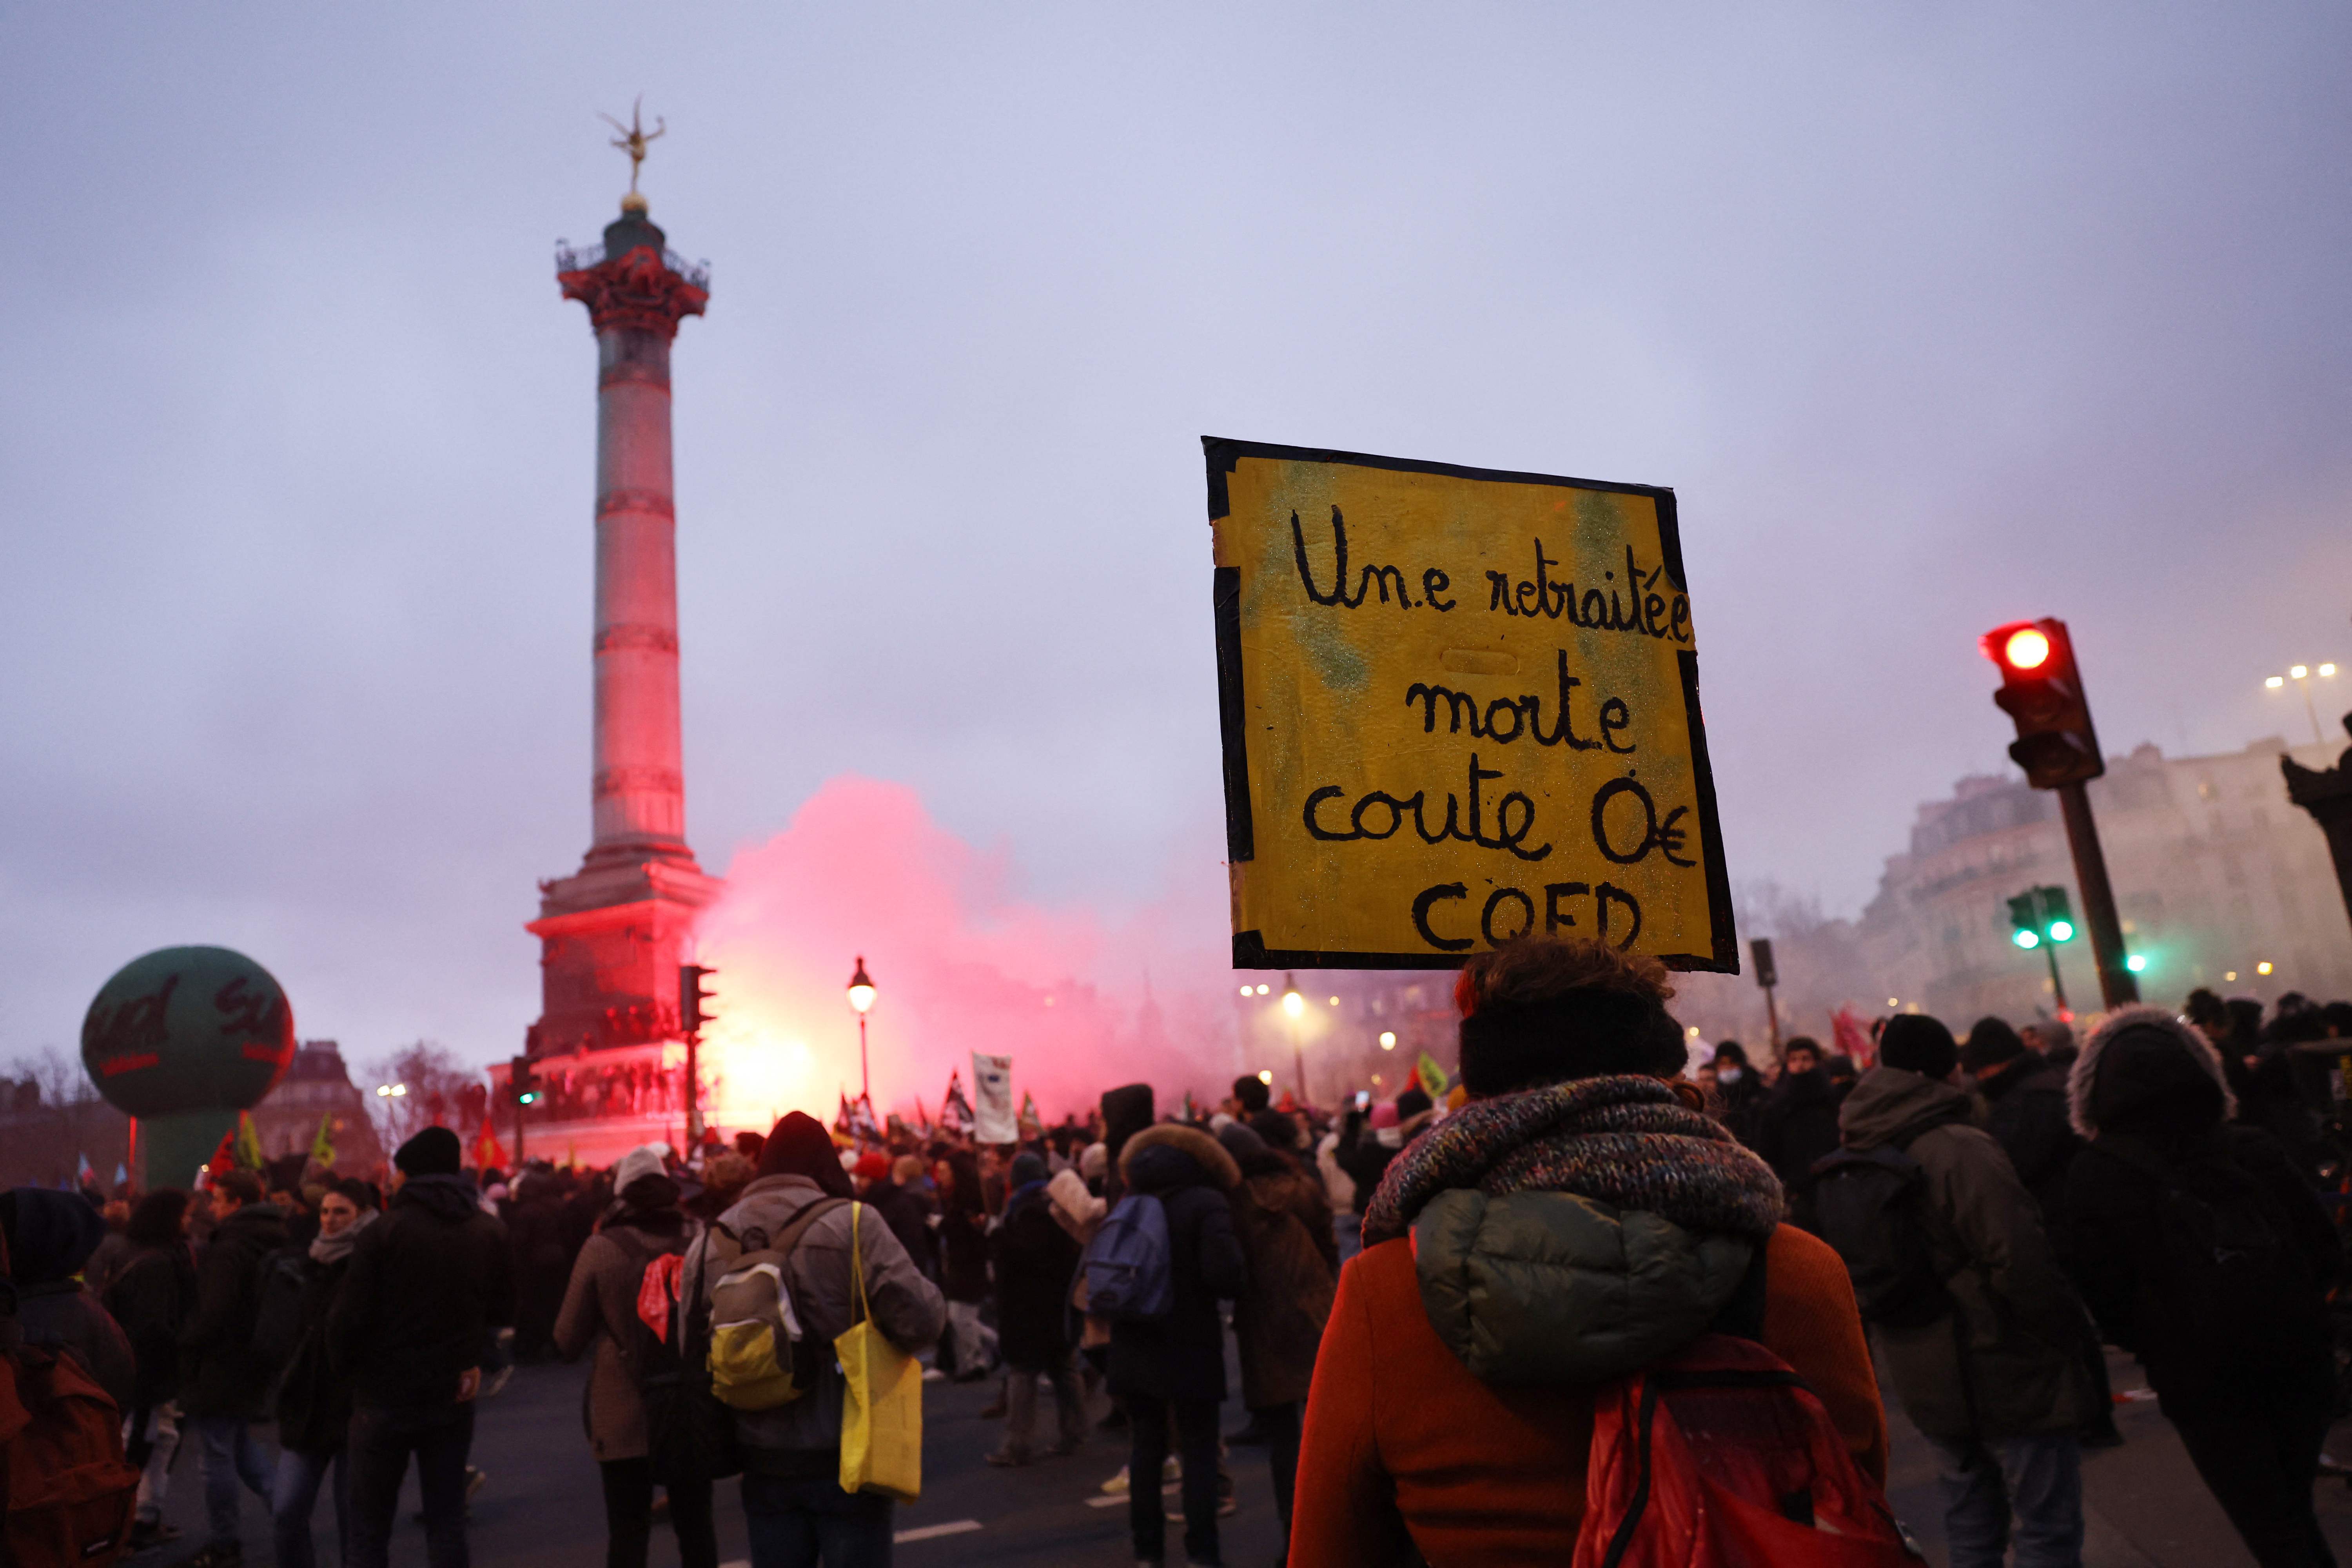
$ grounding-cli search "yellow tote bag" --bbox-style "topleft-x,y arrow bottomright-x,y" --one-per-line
835,1202 -> 924,1499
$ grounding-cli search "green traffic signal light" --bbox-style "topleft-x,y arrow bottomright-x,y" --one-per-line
2047,919 -> 2074,943
2013,928 -> 2041,950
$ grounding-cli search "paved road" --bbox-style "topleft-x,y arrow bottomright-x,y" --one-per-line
144,1349 -> 2352,1566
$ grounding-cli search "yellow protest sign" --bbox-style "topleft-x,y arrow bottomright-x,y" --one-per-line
1207,438 -> 1735,971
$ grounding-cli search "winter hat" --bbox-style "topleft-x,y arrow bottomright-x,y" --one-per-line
1009,1151 -> 1049,1187
1368,1101 -> 1401,1131
1394,1085 -> 1434,1120
1216,1122 -> 1267,1165
613,1144 -> 675,1209
394,1126 -> 463,1178
1454,940 -> 1684,1096
1078,1142 -> 1109,1182
853,1151 -> 893,1183
1877,1015 -> 1959,1080
0,1189 -> 105,1286
1960,1017 -> 2028,1072
1712,1040 -> 1751,1070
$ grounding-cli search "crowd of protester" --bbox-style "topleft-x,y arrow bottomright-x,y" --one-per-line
7,957 -> 2352,1567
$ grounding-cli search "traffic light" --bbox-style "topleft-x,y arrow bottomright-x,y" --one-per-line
2005,886 -> 2075,949
509,1054 -> 541,1106
1980,618 -> 2103,789
680,965 -> 718,1039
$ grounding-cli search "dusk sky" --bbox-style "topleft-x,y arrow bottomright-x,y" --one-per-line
5,7 -> 2347,1076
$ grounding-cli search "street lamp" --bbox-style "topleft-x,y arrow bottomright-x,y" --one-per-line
2265,663 -> 2340,746
847,956 -> 876,1102
1280,974 -> 1307,1105
1378,1031 -> 1397,1051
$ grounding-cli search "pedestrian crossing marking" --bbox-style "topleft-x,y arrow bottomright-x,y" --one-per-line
895,1519 -> 984,1543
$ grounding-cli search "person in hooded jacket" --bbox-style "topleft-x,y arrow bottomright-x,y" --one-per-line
689,1112 -> 945,1568
1290,938 -> 1882,1566
987,1151 -> 1087,1466
1111,1120 -> 1248,1568
554,1143 -> 717,1568
1709,1039 -> 1768,1145
1750,1037 -> 1844,1231
180,1167 -> 292,1568
2062,1007 -> 2342,1568
271,1178 -> 377,1568
1837,1014 -> 2094,1568
506,1164 -> 573,1361
331,1127 -> 515,1568
1962,1018 -> 2081,1226
107,1187 -> 200,1553
0,1187 -> 134,1409
1218,1121 -> 1336,1565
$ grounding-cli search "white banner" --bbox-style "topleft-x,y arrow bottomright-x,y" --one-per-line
971,1052 -> 1016,1143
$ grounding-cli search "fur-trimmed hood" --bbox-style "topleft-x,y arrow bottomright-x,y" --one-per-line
2069,1005 -> 2237,1141
1117,1122 -> 1241,1192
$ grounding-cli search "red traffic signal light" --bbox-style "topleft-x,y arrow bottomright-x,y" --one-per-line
1980,617 -> 2103,789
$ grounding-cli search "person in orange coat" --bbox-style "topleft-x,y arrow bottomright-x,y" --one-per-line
1289,937 -> 1887,1567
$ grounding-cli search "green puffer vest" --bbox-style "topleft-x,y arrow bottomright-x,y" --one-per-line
1411,1188 -> 1754,1387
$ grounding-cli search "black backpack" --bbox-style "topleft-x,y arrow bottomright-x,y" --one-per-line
2100,1138 -> 2319,1366
1810,1140 -> 1951,1328
629,1236 -> 740,1485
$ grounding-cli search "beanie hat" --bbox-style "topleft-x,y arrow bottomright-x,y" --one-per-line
1009,1151 -> 1049,1187
1458,988 -> 1682,1096
1960,1017 -> 2028,1072
1368,1101 -> 1401,1130
853,1151 -> 892,1182
1215,1122 -> 1267,1166
1879,1015 -> 1959,1080
613,1144 -> 676,1209
394,1126 -> 462,1178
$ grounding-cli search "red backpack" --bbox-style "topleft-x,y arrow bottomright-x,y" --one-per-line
1573,1334 -> 1921,1568
0,1343 -> 140,1568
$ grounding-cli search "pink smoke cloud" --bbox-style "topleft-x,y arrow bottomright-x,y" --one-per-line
692,775 -> 1239,1133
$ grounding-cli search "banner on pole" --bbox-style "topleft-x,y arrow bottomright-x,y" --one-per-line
971,1053 -> 1016,1144
1205,438 -> 1735,971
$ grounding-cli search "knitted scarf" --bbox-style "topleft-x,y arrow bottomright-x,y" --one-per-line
1361,1074 -> 1784,1247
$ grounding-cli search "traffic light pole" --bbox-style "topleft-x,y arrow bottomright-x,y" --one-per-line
683,1028 -> 702,1151
2042,941 -> 2069,1015
2055,780 -> 2139,1010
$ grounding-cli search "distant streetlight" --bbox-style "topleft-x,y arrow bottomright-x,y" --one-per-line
2266,662 -> 2340,745
847,956 -> 876,1102
375,1083 -> 406,1098
1378,1031 -> 1397,1051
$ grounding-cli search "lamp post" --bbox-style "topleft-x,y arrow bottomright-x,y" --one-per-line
2266,663 -> 2340,746
847,956 -> 876,1103
1281,973 -> 1306,1105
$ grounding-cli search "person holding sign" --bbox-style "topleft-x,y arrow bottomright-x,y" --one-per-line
1288,937 -> 1886,1564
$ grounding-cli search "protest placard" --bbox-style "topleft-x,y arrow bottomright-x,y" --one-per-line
1207,438 -> 1735,971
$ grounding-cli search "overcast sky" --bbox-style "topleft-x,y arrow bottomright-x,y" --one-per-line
4,5 -> 2347,1072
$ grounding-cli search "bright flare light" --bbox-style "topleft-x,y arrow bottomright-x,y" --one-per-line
1378,1031 -> 1397,1050
2003,628 -> 2052,671
2047,919 -> 2074,943
2014,929 -> 2041,949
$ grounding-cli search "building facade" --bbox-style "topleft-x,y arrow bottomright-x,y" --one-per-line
1857,736 -> 2352,1025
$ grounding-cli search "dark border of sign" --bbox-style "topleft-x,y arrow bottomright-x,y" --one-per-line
1204,435 -> 1739,976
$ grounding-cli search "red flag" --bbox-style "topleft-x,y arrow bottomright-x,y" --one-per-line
204,1124 -> 238,1180
472,1121 -> 507,1171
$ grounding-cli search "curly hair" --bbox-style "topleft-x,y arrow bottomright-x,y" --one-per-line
1454,935 -> 1675,1017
